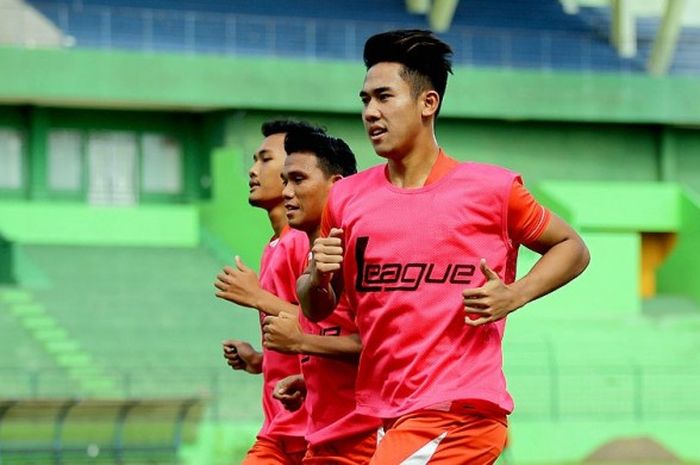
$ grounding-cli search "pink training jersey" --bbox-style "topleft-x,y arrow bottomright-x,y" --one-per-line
324,159 -> 520,419
257,226 -> 309,441
298,293 -> 380,446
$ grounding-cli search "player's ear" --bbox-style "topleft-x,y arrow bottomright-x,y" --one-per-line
329,174 -> 343,184
422,90 -> 440,118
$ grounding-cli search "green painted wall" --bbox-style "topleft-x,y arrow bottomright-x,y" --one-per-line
1,47 -> 700,124
219,110 -> 700,186
537,182 -> 681,232
675,127 -> 700,194
657,188 -> 700,306
0,202 -> 198,246
517,232 -> 640,317
199,147 -> 275,267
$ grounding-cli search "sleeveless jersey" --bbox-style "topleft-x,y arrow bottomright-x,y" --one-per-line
257,226 -> 309,440
298,293 -> 380,445
324,161 -> 520,419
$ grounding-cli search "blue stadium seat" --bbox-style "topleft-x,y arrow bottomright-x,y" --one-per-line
25,0 -> 700,75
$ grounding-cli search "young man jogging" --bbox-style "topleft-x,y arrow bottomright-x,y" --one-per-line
299,30 -> 590,464
262,127 -> 380,464
215,120 -> 320,464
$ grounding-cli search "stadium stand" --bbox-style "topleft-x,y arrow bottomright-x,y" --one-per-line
19,0 -> 700,73
2,0 -> 700,463
0,244 -> 264,422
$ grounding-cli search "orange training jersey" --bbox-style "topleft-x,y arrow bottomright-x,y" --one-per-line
257,226 -> 309,441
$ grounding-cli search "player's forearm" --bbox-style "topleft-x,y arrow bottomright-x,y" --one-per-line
254,289 -> 300,316
297,272 -> 337,322
512,235 -> 590,307
299,334 -> 361,360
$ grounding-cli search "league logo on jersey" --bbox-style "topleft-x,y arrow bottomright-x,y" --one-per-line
354,237 -> 476,292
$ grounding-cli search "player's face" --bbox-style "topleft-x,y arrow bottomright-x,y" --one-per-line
360,62 -> 424,160
282,152 -> 336,234
248,133 -> 286,210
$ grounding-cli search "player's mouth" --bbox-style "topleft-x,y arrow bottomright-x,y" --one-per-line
248,180 -> 260,193
284,203 -> 299,217
368,126 -> 387,143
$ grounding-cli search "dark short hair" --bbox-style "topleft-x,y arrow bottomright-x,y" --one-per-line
284,128 -> 357,178
261,119 -> 326,138
363,29 -> 453,114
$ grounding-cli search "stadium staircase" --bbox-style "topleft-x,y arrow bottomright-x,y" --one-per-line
1,244 -> 264,422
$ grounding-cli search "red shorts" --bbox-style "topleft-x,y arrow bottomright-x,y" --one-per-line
369,402 -> 508,465
302,430 -> 377,465
241,436 -> 307,465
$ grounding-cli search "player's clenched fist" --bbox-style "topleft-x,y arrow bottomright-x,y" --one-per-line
309,228 -> 344,285
262,312 -> 304,353
273,374 -> 306,412
222,339 -> 263,374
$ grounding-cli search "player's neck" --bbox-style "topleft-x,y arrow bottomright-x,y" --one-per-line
267,203 -> 288,238
386,135 -> 440,189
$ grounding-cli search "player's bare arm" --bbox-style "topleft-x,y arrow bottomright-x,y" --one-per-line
463,213 -> 590,326
222,339 -> 263,374
297,228 -> 344,322
214,255 -> 299,316
261,311 -> 361,360
273,374 -> 306,412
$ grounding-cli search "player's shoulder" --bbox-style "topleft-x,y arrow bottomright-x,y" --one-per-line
277,228 -> 310,270
329,164 -> 384,199
458,161 -> 520,179
280,228 -> 309,251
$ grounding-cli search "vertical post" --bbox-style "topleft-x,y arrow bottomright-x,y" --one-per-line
53,400 -> 78,465
172,399 -> 199,451
0,401 -> 19,465
610,0 -> 637,58
114,401 -> 138,463
429,0 -> 459,32
648,0 -> 688,75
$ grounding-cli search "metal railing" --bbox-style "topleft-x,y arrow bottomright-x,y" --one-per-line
6,2 -> 699,73
1,364 -> 698,422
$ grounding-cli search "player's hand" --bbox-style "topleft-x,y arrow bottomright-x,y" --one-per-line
222,339 -> 262,374
309,228 -> 344,287
214,256 -> 263,309
273,374 -> 306,412
462,259 -> 523,327
261,312 -> 304,354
